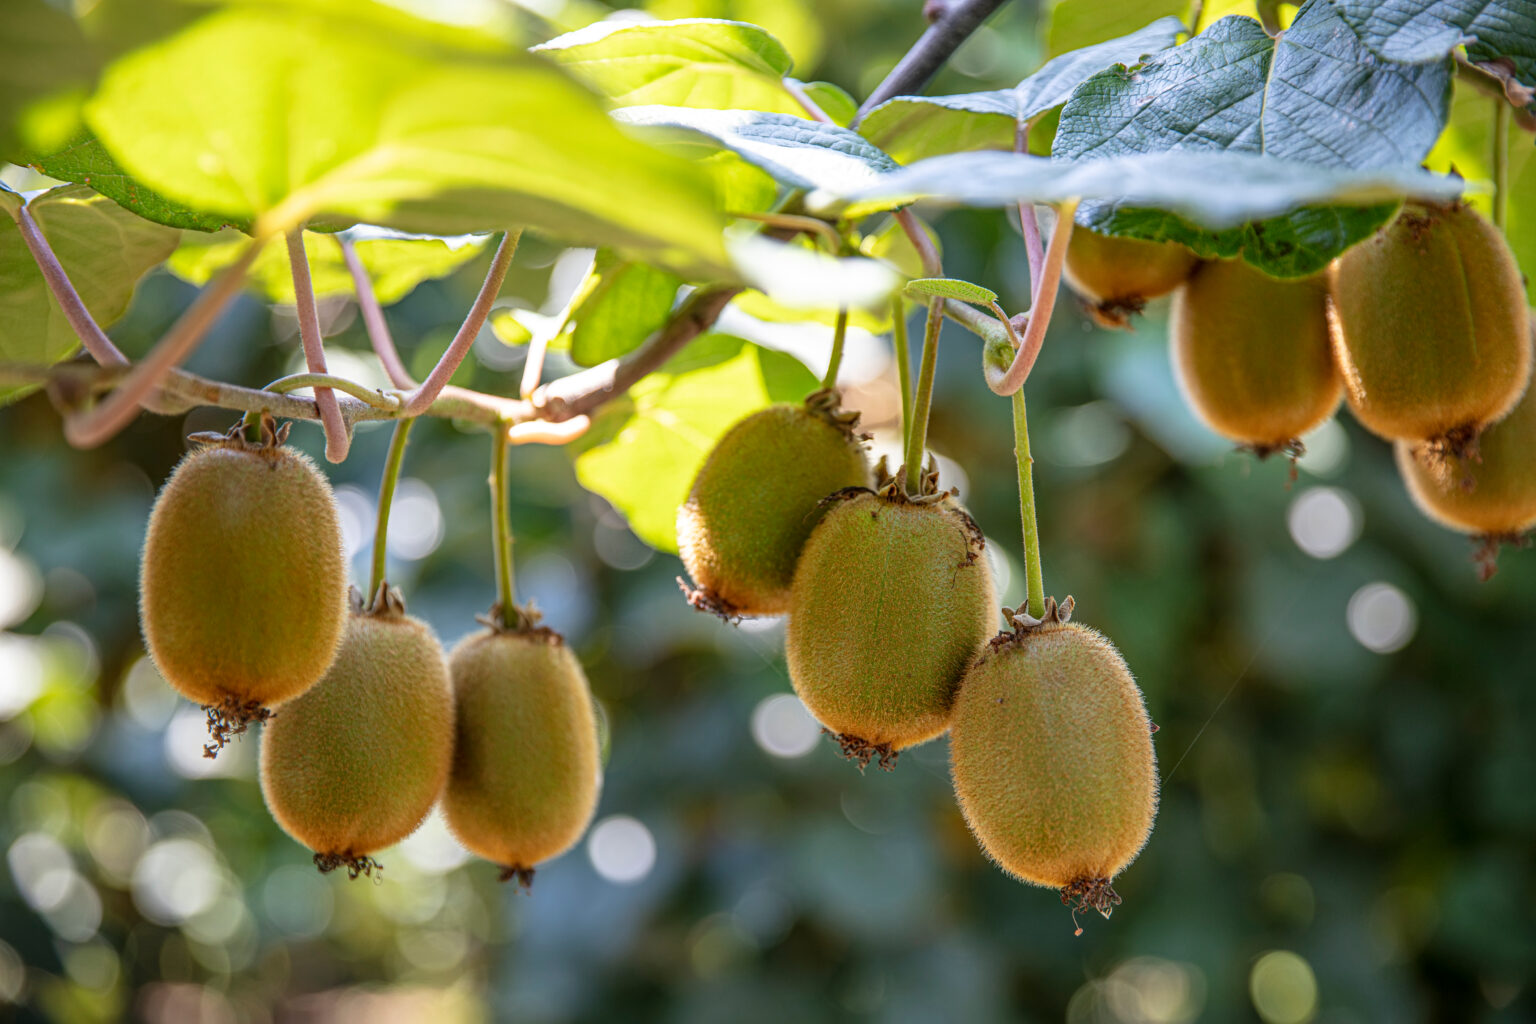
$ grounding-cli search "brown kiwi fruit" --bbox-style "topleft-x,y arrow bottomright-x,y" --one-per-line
785,474 -> 996,769
1063,228 -> 1199,328
442,623 -> 602,886
259,590 -> 455,878
140,419 -> 348,752
678,392 -> 871,618
1329,203 -> 1531,452
950,606 -> 1157,928
1170,259 -> 1340,457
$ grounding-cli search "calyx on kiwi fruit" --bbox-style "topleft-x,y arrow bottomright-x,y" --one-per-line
1063,227 -> 1199,329
1328,202 -> 1532,456
442,606 -> 602,888
784,460 -> 996,769
1170,259 -> 1340,459
949,598 -> 1157,931
258,585 -> 456,878
1397,327 -> 1536,578
140,414 -> 348,755
678,390 -> 872,619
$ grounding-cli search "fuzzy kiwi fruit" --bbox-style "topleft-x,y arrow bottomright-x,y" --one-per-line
678,394 -> 871,618
259,592 -> 455,877
443,625 -> 601,885
1063,228 -> 1198,328
785,483 -> 995,768
1329,203 -> 1531,450
140,421 -> 348,749
1171,259 -> 1340,456
950,610 -> 1157,926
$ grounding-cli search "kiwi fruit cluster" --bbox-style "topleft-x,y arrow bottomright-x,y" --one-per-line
1063,227 -> 1199,328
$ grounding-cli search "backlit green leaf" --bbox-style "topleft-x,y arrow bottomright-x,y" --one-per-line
566,251 -> 684,367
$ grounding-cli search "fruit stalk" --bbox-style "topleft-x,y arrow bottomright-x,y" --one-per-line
1494,97 -> 1509,230
1012,388 -> 1046,620
370,417 -> 416,599
491,424 -> 517,624
822,308 -> 850,390
989,199 -> 1076,396
892,296 -> 913,450
904,297 -> 944,494
287,230 -> 350,463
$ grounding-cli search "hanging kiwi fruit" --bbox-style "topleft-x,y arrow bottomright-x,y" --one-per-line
139,414 -> 348,755
1170,259 -> 1341,459
1063,227 -> 1198,328
678,390 -> 872,619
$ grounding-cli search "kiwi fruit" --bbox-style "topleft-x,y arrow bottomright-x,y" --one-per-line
1329,203 -> 1531,452
1170,259 -> 1340,457
443,623 -> 602,886
259,589 -> 456,877
1063,228 -> 1199,328
949,605 -> 1157,928
678,392 -> 871,618
785,478 -> 995,768
140,418 -> 348,752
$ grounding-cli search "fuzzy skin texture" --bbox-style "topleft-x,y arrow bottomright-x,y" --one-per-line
1329,204 -> 1531,442
1063,229 -> 1198,308
785,492 -> 996,750
443,630 -> 601,871
1171,260 -> 1341,449
259,610 -> 455,857
678,404 -> 871,616
1397,366 -> 1536,534
950,623 -> 1157,889
140,443 -> 347,708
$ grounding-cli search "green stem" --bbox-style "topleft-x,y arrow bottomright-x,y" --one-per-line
1011,389 -> 1045,620
903,297 -> 943,495
490,425 -> 516,624
370,417 -> 416,600
1493,97 -> 1510,230
892,296 -> 913,452
822,308 -> 849,390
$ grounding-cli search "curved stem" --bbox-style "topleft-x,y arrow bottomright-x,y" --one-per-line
891,296 -> 913,451
1014,121 -> 1045,297
988,199 -> 1076,396
402,229 -> 520,416
370,417 -> 415,599
490,424 -> 516,622
339,235 -> 415,389
903,297 -> 943,494
14,205 -> 128,367
262,372 -> 401,408
1493,97 -> 1510,230
1012,388 -> 1045,620
822,308 -> 850,390
287,230 -> 350,462
64,236 -> 263,449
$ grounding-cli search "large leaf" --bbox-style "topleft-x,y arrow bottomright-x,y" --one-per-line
534,17 -> 804,114
565,251 -> 684,366
34,134 -> 247,233
166,228 -> 488,305
860,18 -> 1184,164
616,107 -> 900,200
0,185 -> 180,403
0,0 -> 98,162
571,333 -> 817,552
82,4 -> 731,276
1329,0 -> 1536,96
1046,0 -> 1188,57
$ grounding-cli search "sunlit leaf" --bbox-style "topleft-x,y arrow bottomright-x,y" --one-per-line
0,0 -> 97,162
565,251 -> 684,367
34,134 -> 246,233
905,278 -> 997,304
797,80 -> 858,126
728,235 -> 901,311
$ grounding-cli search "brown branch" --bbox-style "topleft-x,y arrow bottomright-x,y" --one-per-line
853,0 -> 1013,124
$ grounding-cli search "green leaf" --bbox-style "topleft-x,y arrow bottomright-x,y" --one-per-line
729,235 -> 901,310
0,185 -> 179,403
571,333 -> 816,551
616,106 -> 900,201
1328,0 -> 1536,96
534,17 -> 803,113
860,18 -> 1184,163
166,228 -> 488,305
905,278 -> 998,304
0,0 -> 97,162
797,80 -> 858,126
858,213 -> 941,279
565,251 -> 684,366
83,3 -> 731,276
1046,0 -> 1188,57
730,290 -> 891,332
34,134 -> 247,233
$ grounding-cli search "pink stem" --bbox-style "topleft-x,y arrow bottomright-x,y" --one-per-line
894,208 -> 943,277
989,199 -> 1076,396
1015,123 -> 1046,302
14,205 -> 128,367
401,229 -> 520,417
286,231 -> 350,462
784,79 -> 834,124
338,236 -> 415,390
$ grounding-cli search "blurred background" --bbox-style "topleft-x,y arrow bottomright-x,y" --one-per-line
2,0 -> 1535,1021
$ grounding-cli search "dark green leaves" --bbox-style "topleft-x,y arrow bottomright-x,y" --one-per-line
1329,0 -> 1536,96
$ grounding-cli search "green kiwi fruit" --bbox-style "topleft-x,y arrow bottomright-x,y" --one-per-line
259,592 -> 455,877
678,394 -> 871,618
140,421 -> 348,750
950,611 -> 1157,925
785,484 -> 995,768
1329,203 -> 1531,451
1063,228 -> 1199,328
443,625 -> 602,885
1171,259 -> 1340,456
